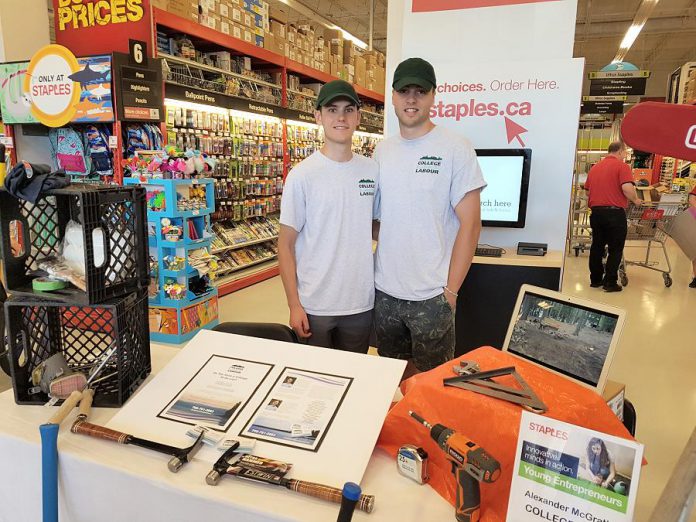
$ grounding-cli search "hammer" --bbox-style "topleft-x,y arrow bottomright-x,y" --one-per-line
70,419 -> 205,472
206,444 -> 375,513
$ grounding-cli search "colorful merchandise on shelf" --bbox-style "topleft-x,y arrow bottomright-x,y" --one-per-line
126,176 -> 219,343
287,122 -> 322,167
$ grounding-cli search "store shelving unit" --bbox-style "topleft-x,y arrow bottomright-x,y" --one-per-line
151,6 -> 385,296
125,177 -> 219,343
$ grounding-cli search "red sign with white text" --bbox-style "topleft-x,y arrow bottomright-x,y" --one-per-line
412,0 -> 558,12
53,0 -> 152,56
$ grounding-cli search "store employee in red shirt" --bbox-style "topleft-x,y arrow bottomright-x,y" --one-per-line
584,141 -> 642,292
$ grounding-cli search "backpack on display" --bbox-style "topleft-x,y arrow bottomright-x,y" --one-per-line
124,123 -> 163,157
83,124 -> 114,176
48,127 -> 91,176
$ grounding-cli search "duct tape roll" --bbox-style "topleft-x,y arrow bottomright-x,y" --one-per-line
32,277 -> 67,292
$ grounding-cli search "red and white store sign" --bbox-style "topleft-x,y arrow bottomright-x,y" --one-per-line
53,0 -> 153,56
412,0 -> 558,12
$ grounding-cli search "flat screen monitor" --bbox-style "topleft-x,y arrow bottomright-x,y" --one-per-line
476,148 -> 531,228
502,285 -> 625,392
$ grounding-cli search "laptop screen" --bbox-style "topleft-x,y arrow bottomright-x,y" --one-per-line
505,289 -> 621,388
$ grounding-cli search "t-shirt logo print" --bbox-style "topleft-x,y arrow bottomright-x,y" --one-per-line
416,155 -> 442,174
358,178 -> 376,196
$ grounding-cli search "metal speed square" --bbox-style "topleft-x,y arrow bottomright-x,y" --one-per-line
444,365 -> 547,413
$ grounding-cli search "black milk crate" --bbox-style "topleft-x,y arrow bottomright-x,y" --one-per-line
5,290 -> 151,407
0,184 -> 149,304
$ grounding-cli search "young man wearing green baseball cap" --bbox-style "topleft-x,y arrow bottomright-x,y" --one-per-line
279,80 -> 378,353
373,57 -> 486,377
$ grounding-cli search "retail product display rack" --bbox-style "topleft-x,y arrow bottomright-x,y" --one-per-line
152,6 -> 385,296
125,177 -> 220,343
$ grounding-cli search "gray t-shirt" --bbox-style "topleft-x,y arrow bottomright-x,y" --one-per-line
280,151 -> 378,315
374,126 -> 486,301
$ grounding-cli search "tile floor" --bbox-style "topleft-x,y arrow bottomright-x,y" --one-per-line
1,238 -> 693,520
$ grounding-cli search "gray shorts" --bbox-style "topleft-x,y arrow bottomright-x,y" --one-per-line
374,289 -> 455,371
305,310 -> 373,354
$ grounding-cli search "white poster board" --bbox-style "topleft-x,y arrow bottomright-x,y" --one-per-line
507,411 -> 643,521
108,330 -> 406,487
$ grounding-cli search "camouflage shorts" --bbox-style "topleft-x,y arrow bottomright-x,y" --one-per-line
374,289 -> 455,371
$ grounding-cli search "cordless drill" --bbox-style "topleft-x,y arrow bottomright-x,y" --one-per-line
409,411 -> 501,522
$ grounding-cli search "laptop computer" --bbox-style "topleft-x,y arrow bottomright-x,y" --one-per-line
501,284 -> 626,393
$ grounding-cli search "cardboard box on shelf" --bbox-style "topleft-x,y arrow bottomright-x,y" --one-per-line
288,48 -> 297,62
354,56 -> 367,87
325,28 -> 343,43
242,28 -> 253,43
269,5 -> 288,24
270,20 -> 286,39
220,19 -> 231,34
287,26 -> 297,44
218,2 -> 229,17
231,22 -> 243,39
230,6 -> 242,22
263,31 -> 274,50
254,35 -> 264,47
330,62 -> 340,77
263,32 -> 285,56
206,51 -> 232,71
151,0 -> 167,8
167,0 -> 198,20
343,43 -> 362,64
243,12 -> 252,28
201,14 -> 220,30
303,54 -> 311,66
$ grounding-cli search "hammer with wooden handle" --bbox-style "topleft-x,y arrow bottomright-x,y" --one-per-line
40,390 -> 83,522
70,419 -> 205,472
206,444 -> 375,514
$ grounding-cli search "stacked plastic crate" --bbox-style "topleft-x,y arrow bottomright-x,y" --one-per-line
0,185 -> 151,407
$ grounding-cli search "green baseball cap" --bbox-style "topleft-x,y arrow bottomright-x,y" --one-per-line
392,57 -> 437,91
316,80 -> 361,109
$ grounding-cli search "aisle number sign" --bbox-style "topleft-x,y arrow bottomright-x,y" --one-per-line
24,45 -> 82,127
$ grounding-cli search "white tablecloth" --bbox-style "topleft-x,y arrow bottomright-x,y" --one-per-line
0,345 -> 453,522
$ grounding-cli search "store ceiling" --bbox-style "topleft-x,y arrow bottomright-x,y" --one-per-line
275,0 -> 696,99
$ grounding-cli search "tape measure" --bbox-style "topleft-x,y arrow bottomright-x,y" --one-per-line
32,277 -> 67,291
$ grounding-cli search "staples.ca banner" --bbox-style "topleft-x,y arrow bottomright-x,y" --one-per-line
412,0 -> 558,12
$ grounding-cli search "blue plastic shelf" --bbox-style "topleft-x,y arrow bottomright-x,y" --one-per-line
124,177 -> 215,218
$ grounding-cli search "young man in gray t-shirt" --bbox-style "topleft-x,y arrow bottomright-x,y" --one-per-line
374,58 -> 486,377
279,80 -> 378,353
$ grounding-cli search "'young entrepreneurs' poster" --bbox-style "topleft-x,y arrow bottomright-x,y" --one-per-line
241,368 -> 352,452
158,355 -> 273,431
507,411 -> 643,521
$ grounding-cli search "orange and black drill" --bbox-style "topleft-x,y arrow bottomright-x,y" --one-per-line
409,411 -> 501,522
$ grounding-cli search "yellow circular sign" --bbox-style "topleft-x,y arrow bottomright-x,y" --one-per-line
23,44 -> 81,128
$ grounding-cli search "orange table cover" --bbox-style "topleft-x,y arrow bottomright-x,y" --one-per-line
377,347 -> 637,521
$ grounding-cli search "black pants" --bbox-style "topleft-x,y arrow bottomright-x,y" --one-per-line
589,208 -> 627,286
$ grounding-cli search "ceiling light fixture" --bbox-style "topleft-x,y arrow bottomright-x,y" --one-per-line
612,0 -> 660,63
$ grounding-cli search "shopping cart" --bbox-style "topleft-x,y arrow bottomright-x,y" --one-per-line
619,201 -> 684,287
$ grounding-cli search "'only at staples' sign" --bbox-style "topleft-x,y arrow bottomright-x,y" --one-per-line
412,0 -> 559,12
